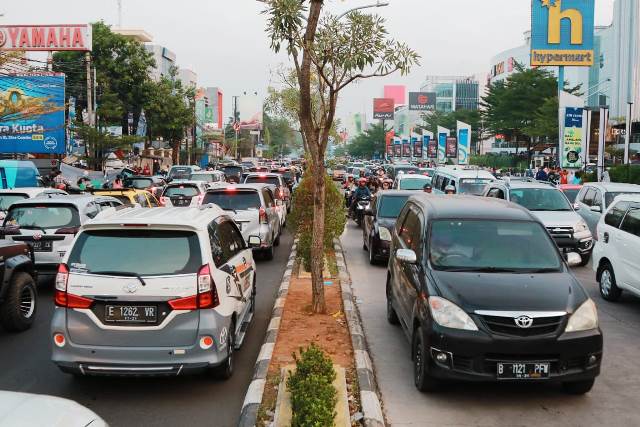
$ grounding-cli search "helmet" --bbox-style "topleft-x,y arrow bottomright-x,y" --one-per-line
445,184 -> 456,194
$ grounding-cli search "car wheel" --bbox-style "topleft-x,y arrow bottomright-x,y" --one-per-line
579,252 -> 591,267
386,280 -> 399,325
599,263 -> 621,301
0,272 -> 37,332
263,245 -> 274,261
214,320 -> 236,380
412,327 -> 439,392
562,379 -> 595,395
369,238 -> 377,265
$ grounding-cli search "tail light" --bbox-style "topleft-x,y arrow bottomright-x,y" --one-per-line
0,225 -> 20,237
168,264 -> 219,310
55,227 -> 79,235
54,264 -> 94,308
259,207 -> 268,224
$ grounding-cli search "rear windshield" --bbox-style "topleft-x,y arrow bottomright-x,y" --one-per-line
0,194 -> 28,211
378,196 -> 409,218
168,168 -> 192,180
562,189 -> 580,203
606,191 -> 640,207
4,205 -> 80,229
399,178 -> 429,190
245,176 -> 280,186
222,166 -> 243,176
191,174 -> 217,183
68,230 -> 202,276
395,166 -> 419,175
459,178 -> 494,196
124,178 -> 153,189
203,190 -> 261,210
164,185 -> 199,197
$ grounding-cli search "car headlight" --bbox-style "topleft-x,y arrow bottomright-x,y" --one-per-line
378,226 -> 392,241
574,220 -> 589,233
565,299 -> 598,332
428,296 -> 478,331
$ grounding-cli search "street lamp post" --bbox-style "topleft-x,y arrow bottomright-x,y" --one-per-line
336,0 -> 390,20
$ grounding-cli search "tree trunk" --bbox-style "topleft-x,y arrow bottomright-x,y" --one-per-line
310,155 -> 326,313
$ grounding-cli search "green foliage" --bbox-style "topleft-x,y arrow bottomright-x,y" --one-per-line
470,154 -> 528,171
346,122 -> 388,158
74,124 -> 142,170
264,111 -> 298,157
289,173 -> 346,271
287,344 -> 337,427
608,165 -> 640,184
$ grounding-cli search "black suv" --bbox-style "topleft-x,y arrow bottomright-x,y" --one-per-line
363,190 -> 412,264
0,241 -> 37,332
386,195 -> 602,394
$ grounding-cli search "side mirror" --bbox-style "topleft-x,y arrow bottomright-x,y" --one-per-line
364,208 -> 374,216
565,252 -> 582,267
248,236 -> 262,248
590,205 -> 602,213
396,248 -> 417,264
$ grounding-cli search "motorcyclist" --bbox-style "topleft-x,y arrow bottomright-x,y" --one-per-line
381,179 -> 392,190
444,184 -> 456,195
350,178 -> 371,217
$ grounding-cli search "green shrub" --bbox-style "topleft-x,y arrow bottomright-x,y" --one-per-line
609,165 -> 640,184
287,344 -> 337,427
470,154 -> 528,171
289,171 -> 346,271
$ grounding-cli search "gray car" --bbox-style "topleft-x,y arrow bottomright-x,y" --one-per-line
574,182 -> 640,235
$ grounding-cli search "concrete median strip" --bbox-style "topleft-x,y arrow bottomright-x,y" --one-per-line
334,238 -> 386,427
238,240 -> 298,427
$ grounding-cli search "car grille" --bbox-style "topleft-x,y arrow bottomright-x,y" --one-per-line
546,226 -> 574,239
480,315 -> 564,337
452,355 -> 474,372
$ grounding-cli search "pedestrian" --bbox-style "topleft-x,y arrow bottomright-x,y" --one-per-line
602,169 -> 611,182
153,160 -> 160,175
560,169 -> 569,185
423,183 -> 433,194
112,176 -> 124,189
571,171 -> 583,185
535,166 -> 548,181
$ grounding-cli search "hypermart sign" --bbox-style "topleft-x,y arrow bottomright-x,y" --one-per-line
530,0 -> 594,66
0,25 -> 92,51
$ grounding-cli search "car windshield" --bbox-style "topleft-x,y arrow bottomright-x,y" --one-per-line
68,230 -> 202,276
124,178 -> 153,189
605,191 -> 640,207
562,189 -> 580,203
164,185 -> 199,197
223,166 -> 243,176
399,178 -> 429,190
509,188 -> 572,211
203,190 -> 261,211
0,194 -> 28,211
4,205 -> 80,229
430,220 -> 562,272
191,174 -> 216,183
459,178 -> 494,196
245,176 -> 280,186
168,168 -> 191,180
378,196 -> 409,218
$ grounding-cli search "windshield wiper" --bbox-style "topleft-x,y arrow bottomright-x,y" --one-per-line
89,271 -> 147,286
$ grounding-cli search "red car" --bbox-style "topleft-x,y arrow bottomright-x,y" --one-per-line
558,184 -> 582,203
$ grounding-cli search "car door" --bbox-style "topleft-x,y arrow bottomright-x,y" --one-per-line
601,201 -> 631,286
261,188 -> 279,240
617,204 -> 640,292
395,205 -> 421,327
578,188 -> 598,233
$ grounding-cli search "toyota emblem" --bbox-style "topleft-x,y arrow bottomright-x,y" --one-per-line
123,283 -> 139,294
32,232 -> 42,241
514,315 -> 533,329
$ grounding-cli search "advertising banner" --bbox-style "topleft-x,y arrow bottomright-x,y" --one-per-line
0,73 -> 66,154
457,121 -> 471,165
437,126 -> 449,163
393,143 -> 402,158
237,94 -> 263,131
373,98 -> 394,120
0,25 -> 92,51
426,136 -> 437,159
530,0 -> 594,66
408,92 -> 437,112
446,137 -> 458,158
413,140 -> 423,158
562,107 -> 584,168
401,138 -> 411,158
383,85 -> 406,106
386,144 -> 394,157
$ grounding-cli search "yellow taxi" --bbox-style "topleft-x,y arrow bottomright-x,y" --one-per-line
92,189 -> 161,208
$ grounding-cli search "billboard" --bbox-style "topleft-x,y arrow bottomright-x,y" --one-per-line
530,0 -> 594,66
437,126 -> 449,163
237,94 -> 263,131
408,92 -> 437,112
0,25 -> 92,51
373,98 -> 394,120
562,107 -> 584,168
402,141 -> 411,158
427,136 -> 437,159
383,85 -> 406,106
446,137 -> 458,158
0,73 -> 66,154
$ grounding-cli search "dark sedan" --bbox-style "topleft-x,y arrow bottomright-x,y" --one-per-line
363,190 -> 412,264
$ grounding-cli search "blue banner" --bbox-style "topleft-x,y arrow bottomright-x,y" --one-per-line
564,107 -> 583,127
458,128 -> 470,165
0,73 -> 66,154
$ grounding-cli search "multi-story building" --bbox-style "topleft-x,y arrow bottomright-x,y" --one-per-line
145,44 -> 177,81
420,76 -> 480,113
178,68 -> 197,89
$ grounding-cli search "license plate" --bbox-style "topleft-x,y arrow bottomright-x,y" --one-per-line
497,362 -> 550,380
105,305 -> 157,323
31,240 -> 53,252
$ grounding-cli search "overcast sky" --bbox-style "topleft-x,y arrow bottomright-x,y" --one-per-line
2,0 -> 615,124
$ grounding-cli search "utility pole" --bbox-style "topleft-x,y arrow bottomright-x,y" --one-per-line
233,95 -> 239,160
85,53 -> 93,127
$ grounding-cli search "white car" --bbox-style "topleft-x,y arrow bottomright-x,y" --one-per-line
2,195 -> 122,273
593,194 -> 640,301
0,391 -> 107,427
202,184 -> 281,260
0,187 -> 68,221
190,171 -> 226,187
51,205 -> 257,379
160,181 -> 209,207
392,173 -> 432,191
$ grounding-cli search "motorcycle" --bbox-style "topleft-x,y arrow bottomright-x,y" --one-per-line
352,195 -> 371,227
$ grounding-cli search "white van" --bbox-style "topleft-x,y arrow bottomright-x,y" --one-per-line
431,166 -> 496,196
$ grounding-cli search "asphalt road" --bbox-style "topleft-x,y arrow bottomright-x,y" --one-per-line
0,230 -> 293,427
341,222 -> 640,427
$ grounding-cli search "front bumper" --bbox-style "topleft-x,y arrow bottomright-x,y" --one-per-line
424,324 -> 602,383
372,235 -> 391,261
553,235 -> 594,254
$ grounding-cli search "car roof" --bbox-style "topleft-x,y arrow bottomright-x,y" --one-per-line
0,187 -> 65,196
408,194 -> 536,222
208,183 -> 269,192
83,205 -> 226,230
376,190 -> 420,197
611,193 -> 640,203
502,180 -> 558,190
397,174 -> 430,180
166,180 -> 203,186
9,194 -> 116,208
93,188 -> 150,195
245,172 -> 281,178
584,182 -> 640,192
435,166 -> 495,179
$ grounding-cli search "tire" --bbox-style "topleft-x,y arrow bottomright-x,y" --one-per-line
214,320 -> 236,380
412,327 -> 439,392
599,263 -> 621,301
263,245 -> 274,261
562,379 -> 595,395
369,238 -> 377,265
386,278 -> 399,325
579,252 -> 591,267
0,272 -> 37,332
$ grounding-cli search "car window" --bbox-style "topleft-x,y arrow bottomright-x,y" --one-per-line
228,221 -> 246,250
68,230 -> 201,276
604,201 -> 630,228
378,195 -> 409,218
85,202 -> 100,219
488,188 -> 505,199
620,207 -> 640,238
0,194 -> 28,211
459,178 -> 493,196
398,206 -> 420,252
208,223 -> 225,267
509,188 -> 572,211
263,189 -> 276,208
112,195 -> 133,205
562,189 -> 580,203
203,190 -> 261,211
124,178 -> 153,189
592,189 -> 603,207
399,178 -> 429,190
581,188 -> 595,206
245,176 -> 281,186
218,221 -> 243,261
4,204 -> 80,229
604,191 -> 640,207
164,185 -> 199,197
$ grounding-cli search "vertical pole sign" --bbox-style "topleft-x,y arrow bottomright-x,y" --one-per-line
393,137 -> 402,159
437,126 -> 449,164
401,137 -> 411,158
411,132 -> 423,159
531,0 -> 594,167
562,107 -> 584,168
423,131 -> 435,160
457,121 -> 471,165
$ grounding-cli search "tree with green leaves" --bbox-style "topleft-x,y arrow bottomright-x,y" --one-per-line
264,0 -> 418,313
347,122 -> 388,158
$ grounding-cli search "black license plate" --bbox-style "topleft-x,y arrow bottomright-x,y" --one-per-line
497,362 -> 550,380
105,305 -> 157,323
31,240 -> 53,252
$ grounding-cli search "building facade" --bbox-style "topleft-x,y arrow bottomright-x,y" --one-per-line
145,44 -> 177,81
420,76 -> 480,113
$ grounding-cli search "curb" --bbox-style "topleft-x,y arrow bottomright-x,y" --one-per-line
334,238 -> 386,427
238,239 -> 298,427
